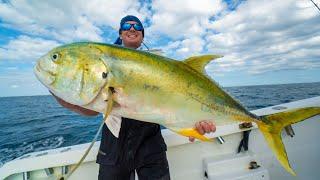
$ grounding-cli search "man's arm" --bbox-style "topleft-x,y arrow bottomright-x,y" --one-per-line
50,92 -> 99,116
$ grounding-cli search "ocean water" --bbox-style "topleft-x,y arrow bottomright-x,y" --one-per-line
0,82 -> 320,165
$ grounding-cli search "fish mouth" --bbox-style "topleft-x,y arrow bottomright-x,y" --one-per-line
34,62 -> 55,85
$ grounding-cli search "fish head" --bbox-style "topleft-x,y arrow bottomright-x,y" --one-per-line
34,43 -> 109,106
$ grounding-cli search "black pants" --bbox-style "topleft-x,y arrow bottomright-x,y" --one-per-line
98,151 -> 170,180
97,118 -> 170,180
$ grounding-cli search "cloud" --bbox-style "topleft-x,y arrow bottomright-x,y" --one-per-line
160,37 -> 206,59
147,0 -> 320,77
146,0 -> 226,60
205,0 -> 320,74
149,0 -> 226,39
10,85 -> 19,88
0,0 -> 149,42
0,35 -> 60,62
0,0 -> 320,84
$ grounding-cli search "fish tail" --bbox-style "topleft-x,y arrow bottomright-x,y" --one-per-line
257,107 -> 320,176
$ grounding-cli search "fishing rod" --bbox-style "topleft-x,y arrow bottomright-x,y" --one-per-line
310,0 -> 320,13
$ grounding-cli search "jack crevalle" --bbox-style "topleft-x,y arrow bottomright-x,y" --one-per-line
35,42 -> 320,177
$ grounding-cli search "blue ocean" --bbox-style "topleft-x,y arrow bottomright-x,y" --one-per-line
1,82 -> 320,166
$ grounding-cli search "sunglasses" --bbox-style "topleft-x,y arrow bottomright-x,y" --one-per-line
121,23 -> 143,31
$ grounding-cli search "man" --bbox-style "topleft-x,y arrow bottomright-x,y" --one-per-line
53,15 -> 216,180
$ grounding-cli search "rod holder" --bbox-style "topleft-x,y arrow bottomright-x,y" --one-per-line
62,166 -> 68,175
22,172 -> 30,180
45,168 -> 54,176
284,125 -> 295,137
217,136 -> 225,144
239,122 -> 253,129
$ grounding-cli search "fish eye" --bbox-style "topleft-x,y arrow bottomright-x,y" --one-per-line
51,53 -> 59,62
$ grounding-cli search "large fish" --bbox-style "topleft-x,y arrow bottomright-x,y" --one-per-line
34,42 -> 319,176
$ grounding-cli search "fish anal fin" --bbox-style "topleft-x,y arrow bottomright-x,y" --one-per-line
177,128 -> 213,142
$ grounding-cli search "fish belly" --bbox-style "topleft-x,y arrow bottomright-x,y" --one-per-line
113,90 -> 237,130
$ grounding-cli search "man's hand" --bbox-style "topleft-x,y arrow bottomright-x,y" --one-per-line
50,91 -> 99,116
189,120 -> 216,142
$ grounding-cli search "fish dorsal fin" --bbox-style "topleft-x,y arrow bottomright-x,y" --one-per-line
183,55 -> 222,74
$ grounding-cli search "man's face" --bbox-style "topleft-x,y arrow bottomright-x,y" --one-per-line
120,21 -> 143,49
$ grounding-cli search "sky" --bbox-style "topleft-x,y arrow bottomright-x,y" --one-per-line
0,0 -> 320,97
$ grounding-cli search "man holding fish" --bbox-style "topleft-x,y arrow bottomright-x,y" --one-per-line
52,15 -> 216,180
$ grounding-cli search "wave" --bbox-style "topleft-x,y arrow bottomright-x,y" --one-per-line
0,114 -> 78,127
0,136 -> 64,165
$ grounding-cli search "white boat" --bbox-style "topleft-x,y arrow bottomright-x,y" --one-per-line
1,96 -> 319,180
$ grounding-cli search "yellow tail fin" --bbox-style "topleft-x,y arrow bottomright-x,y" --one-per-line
258,107 -> 320,176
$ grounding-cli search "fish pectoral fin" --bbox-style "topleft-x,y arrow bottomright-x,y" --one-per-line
175,128 -> 213,142
104,115 -> 122,138
183,54 -> 223,74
